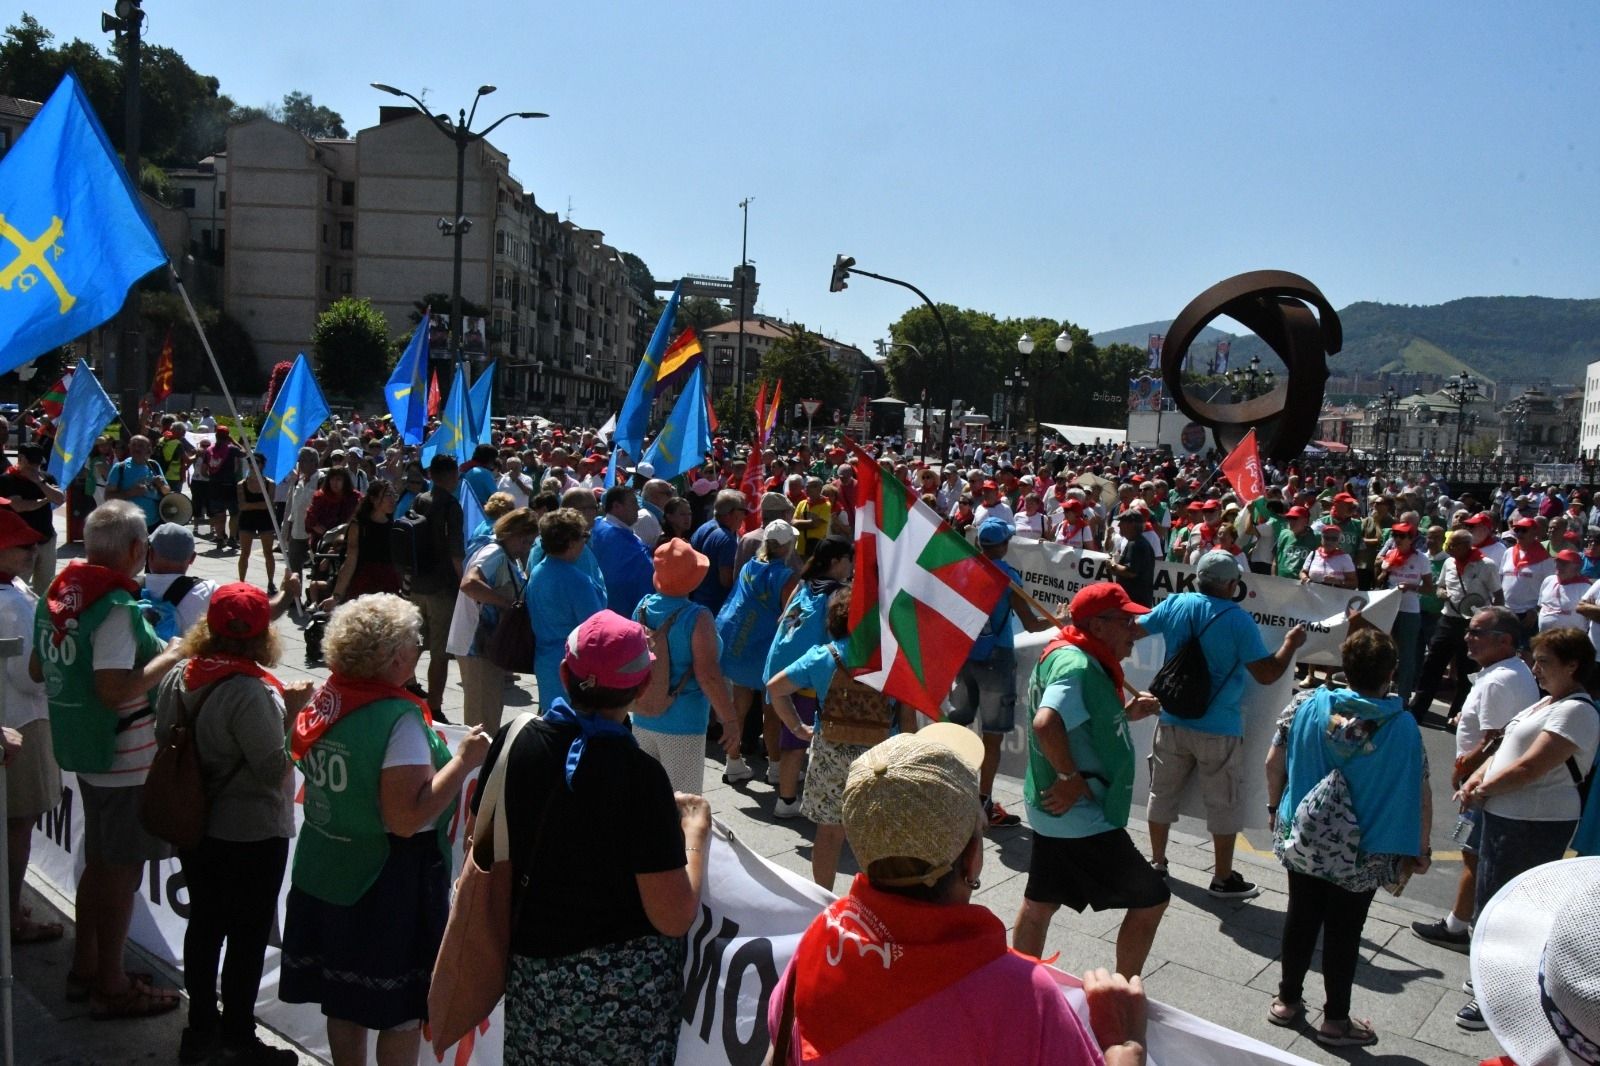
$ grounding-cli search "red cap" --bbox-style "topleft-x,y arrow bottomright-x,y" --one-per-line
0,508 -> 42,550
1333,493 -> 1359,505
1557,549 -> 1582,563
1286,505 -> 1310,519
1464,513 -> 1493,527
1513,517 -> 1539,530
1062,499 -> 1084,511
981,480 -> 998,490
215,425 -> 230,437
1201,500 -> 1221,511
207,582 -> 269,639
1565,531 -> 1580,542
1324,477 -> 1337,486
1069,582 -> 1151,623
563,610 -> 655,689
1391,522 -> 1418,535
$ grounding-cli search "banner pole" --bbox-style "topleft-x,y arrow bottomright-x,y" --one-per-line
0,637 -> 17,1066
169,268 -> 285,547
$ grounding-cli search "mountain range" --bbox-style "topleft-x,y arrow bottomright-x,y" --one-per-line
1092,296 -> 1600,385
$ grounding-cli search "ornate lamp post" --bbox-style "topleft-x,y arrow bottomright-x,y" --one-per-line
1442,371 -> 1481,477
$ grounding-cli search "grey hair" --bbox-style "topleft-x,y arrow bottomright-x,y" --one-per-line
322,593 -> 422,679
1472,605 -> 1522,642
714,489 -> 748,517
84,501 -> 148,563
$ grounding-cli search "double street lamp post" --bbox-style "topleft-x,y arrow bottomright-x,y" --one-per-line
371,82 -> 546,377
1442,371 -> 1481,477
1228,354 -> 1275,401
1016,329 -> 1072,453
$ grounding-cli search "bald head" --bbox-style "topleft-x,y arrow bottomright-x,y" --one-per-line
642,479 -> 674,509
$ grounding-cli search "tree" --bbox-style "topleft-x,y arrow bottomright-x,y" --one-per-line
137,291 -> 263,395
312,298 -> 390,402
723,329 -> 849,439
676,296 -> 730,336
280,91 -> 347,138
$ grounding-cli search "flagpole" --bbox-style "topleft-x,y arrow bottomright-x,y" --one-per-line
169,268 -> 286,546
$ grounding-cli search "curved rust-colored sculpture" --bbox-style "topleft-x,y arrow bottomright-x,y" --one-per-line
1161,270 -> 1341,463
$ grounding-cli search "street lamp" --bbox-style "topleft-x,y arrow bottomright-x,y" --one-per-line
1015,330 -> 1074,452
371,82 -> 546,374
1442,371 -> 1481,477
1371,384 -> 1399,465
882,340 -> 929,459
1227,354 -> 1274,401
1507,396 -> 1530,466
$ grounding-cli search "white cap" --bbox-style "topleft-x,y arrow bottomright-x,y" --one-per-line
635,462 -> 655,478
763,519 -> 798,546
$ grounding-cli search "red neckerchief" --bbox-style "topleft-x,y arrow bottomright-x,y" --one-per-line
184,654 -> 285,695
1044,624 -> 1126,694
1458,547 -> 1485,565
44,562 -> 139,647
290,673 -> 432,760
1316,546 -> 1345,560
1560,574 -> 1590,586
1511,543 -> 1550,571
1383,545 -> 1416,569
791,875 -> 1008,1056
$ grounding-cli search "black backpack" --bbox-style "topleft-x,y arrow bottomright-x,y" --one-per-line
1149,607 -> 1233,720
390,509 -> 434,579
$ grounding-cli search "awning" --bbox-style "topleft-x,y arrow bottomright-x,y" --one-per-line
1312,439 -> 1349,453
1041,422 -> 1127,446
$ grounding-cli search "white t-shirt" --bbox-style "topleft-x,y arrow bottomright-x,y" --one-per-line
1538,575 -> 1592,631
1456,656 -> 1540,758
1479,539 -> 1508,570
1485,695 -> 1600,822
143,572 -> 217,637
1501,546 -> 1557,613
80,608 -> 159,787
1013,510 -> 1047,539
0,579 -> 45,728
973,502 -> 1014,528
1303,549 -> 1356,586
1579,581 -> 1600,657
497,472 -> 534,509
1384,551 -> 1433,613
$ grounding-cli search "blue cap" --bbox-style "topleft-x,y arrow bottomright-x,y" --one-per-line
976,516 -> 1015,546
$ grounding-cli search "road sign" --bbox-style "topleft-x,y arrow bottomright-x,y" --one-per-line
801,399 -> 821,418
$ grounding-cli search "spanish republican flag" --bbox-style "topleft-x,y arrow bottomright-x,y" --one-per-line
150,328 -> 174,403
652,327 -> 703,398
761,378 -> 782,444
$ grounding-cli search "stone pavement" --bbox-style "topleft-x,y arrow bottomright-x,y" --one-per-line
17,524 -> 1497,1064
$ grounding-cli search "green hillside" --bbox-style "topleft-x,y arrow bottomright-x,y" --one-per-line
1376,338 -> 1486,380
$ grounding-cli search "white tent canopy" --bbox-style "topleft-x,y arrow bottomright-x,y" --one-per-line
1041,422 -> 1126,446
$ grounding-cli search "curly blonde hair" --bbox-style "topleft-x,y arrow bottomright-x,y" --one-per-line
322,593 -> 421,678
484,491 -> 517,521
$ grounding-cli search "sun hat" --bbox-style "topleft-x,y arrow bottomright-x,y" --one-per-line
208,582 -> 269,639
1195,549 -> 1244,584
976,516 -> 1014,546
841,722 -> 986,888
0,508 -> 45,551
563,609 -> 655,690
762,519 -> 798,546
1474,857 -> 1600,1065
635,462 -> 655,479
1069,582 -> 1151,623
653,539 -> 710,597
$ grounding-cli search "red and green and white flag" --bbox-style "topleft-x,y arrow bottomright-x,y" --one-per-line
845,439 -> 1010,717
39,370 -> 71,417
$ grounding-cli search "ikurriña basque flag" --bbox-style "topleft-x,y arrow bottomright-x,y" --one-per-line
0,71 -> 167,374
45,364 -> 116,488
258,354 -> 331,482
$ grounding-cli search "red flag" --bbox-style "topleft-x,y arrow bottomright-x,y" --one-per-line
1219,428 -> 1265,505
39,371 -> 71,417
740,435 -> 765,533
151,328 -> 174,403
762,379 -> 782,444
753,380 -> 768,443
705,373 -> 720,433
427,368 -> 442,417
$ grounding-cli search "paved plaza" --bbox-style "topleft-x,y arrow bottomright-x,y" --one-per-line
13,524 -> 1497,1064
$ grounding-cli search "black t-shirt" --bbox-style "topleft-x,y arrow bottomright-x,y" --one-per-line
1118,535 -> 1156,607
0,469 -> 55,539
407,489 -> 465,594
472,715 -> 685,958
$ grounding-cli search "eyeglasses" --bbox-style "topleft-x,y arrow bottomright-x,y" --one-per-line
1464,628 -> 1508,639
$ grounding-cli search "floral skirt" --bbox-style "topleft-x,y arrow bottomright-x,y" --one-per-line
505,934 -> 685,1065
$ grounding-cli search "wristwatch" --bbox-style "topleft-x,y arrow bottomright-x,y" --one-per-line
1056,770 -> 1081,784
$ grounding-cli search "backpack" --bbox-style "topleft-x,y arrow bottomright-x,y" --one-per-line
138,576 -> 200,642
1273,715 -> 1392,885
817,645 -> 894,747
141,678 -> 242,849
1148,606 -> 1233,720
390,509 -> 435,580
633,605 -> 695,717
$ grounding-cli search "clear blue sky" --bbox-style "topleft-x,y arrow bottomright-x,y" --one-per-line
25,1 -> 1600,348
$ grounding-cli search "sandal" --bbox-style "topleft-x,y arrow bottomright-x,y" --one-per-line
11,918 -> 63,944
1316,1017 -> 1378,1047
90,981 -> 179,1020
1267,996 -> 1305,1027
67,970 -> 158,1003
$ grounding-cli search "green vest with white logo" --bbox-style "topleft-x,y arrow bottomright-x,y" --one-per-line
35,589 -> 162,773
292,697 -> 453,906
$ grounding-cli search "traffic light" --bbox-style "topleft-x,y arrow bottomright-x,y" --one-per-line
874,339 -> 885,357
829,254 -> 855,293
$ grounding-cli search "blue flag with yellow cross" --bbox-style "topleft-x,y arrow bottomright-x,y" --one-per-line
642,360 -> 711,482
0,70 -> 168,373
45,363 -> 116,489
259,354 -> 331,481
421,362 -> 474,467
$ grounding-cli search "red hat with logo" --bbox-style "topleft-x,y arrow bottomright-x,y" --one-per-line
1069,582 -> 1151,624
207,582 -> 270,639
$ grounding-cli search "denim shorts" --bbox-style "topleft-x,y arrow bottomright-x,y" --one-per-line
947,647 -> 1018,734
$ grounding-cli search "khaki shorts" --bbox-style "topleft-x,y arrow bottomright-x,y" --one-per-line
415,591 -> 456,655
1145,722 -> 1246,835
80,780 -> 171,866
6,720 -> 61,821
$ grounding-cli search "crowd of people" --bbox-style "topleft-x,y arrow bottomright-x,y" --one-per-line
4,400 -> 1599,1064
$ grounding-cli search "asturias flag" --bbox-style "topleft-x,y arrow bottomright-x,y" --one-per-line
642,360 -> 711,482
45,364 -> 115,489
258,354 -> 331,482
844,438 -> 1010,716
422,362 -> 473,467
1219,427 -> 1265,505
615,282 -> 683,464
385,314 -> 430,445
468,360 -> 495,445
0,71 -> 167,374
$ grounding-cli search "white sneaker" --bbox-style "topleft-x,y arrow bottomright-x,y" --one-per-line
774,796 -> 803,819
766,762 -> 782,786
723,757 -> 754,784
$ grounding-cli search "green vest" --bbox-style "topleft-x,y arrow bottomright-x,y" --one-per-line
1024,645 -> 1136,828
35,589 -> 162,773
1275,527 -> 1319,578
292,697 -> 453,906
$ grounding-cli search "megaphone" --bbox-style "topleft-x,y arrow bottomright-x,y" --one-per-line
158,493 -> 193,526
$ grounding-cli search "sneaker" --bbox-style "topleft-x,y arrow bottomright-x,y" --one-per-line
1411,917 -> 1471,953
1455,1000 -> 1487,1031
266,582 -> 278,596
1207,872 -> 1262,900
723,757 -> 754,785
178,1026 -> 218,1065
985,799 -> 1021,828
774,796 -> 803,819
766,762 -> 782,786
1462,978 -> 1474,995
217,1036 -> 300,1065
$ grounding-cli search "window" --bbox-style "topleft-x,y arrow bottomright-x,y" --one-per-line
178,187 -> 196,208
341,181 -> 355,206
496,230 -> 507,255
326,177 -> 334,202
339,270 -> 352,294
339,222 -> 353,250
218,191 -> 226,208
322,224 -> 329,245
201,229 -> 212,252
0,129 -> 9,157
324,265 -> 333,291
494,274 -> 506,299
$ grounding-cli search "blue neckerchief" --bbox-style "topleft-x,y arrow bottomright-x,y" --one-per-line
540,698 -> 635,790
1280,686 -> 1424,856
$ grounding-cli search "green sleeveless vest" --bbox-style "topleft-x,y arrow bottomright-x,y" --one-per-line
35,589 -> 162,773
1024,645 -> 1136,828
292,697 -> 453,906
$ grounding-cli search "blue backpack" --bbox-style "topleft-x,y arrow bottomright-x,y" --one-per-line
138,576 -> 199,642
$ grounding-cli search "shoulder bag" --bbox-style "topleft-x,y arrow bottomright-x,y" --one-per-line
485,561 -> 535,674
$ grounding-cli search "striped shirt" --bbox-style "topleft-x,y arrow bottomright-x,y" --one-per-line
78,608 -> 158,787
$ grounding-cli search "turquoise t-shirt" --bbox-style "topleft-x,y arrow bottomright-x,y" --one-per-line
1024,668 -> 1117,839
779,639 -> 849,704
633,593 -> 714,736
526,555 -> 606,708
1137,593 -> 1270,737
